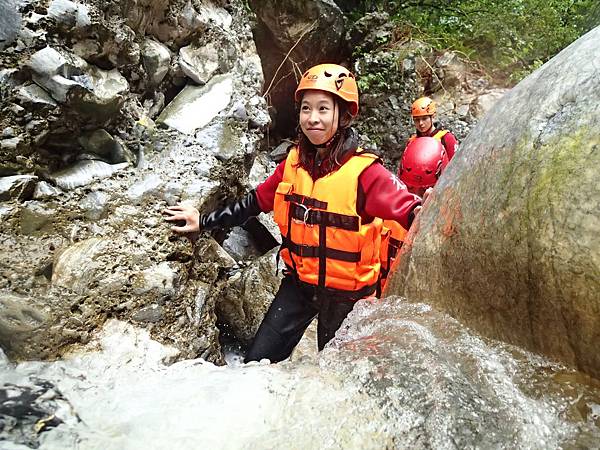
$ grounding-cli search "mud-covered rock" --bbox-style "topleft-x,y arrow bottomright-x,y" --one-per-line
0,0 -> 268,366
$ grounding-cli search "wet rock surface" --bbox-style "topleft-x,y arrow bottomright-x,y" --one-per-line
0,0 -> 270,365
0,378 -> 77,448
386,26 -> 600,378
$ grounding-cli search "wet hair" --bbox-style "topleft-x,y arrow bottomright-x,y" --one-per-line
296,94 -> 355,174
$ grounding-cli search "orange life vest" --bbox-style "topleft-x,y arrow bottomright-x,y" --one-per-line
273,146 -> 383,292
408,129 -> 449,143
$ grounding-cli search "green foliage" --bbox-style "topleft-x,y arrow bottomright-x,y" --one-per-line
357,72 -> 389,92
348,0 -> 598,82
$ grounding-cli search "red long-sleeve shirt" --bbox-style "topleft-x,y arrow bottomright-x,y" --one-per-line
255,159 -> 421,231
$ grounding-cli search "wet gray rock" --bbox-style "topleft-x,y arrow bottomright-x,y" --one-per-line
132,304 -> 163,323
269,140 -> 294,162
246,95 -> 270,129
48,0 -> 91,29
19,201 -> 56,235
386,26 -> 600,378
126,174 -> 164,204
431,51 -> 468,90
144,0 -> 233,45
27,47 -> 88,102
347,11 -> 394,52
141,39 -> 171,87
195,121 -> 243,162
15,83 -> 58,109
132,262 -> 178,297
27,46 -> 129,120
0,378 -> 75,448
0,175 -> 37,201
78,129 -> 131,164
32,181 -> 62,200
222,227 -> 262,262
0,293 -> 49,359
247,153 -> 276,189
52,238 -> 108,294
51,160 -> 129,190
0,0 -> 23,51
197,238 -> 237,270
179,41 -> 220,85
0,136 -> 23,152
470,88 -> 510,119
1,68 -> 26,99
215,248 -> 281,345
157,74 -> 233,134
79,190 -> 108,220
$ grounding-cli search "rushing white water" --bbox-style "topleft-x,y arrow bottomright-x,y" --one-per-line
1,296 -> 599,449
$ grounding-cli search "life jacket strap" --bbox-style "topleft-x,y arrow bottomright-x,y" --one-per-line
290,204 -> 360,231
281,237 -> 361,262
284,193 -> 328,210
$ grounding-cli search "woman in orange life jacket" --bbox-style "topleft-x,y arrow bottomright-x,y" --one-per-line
379,137 -> 449,292
408,96 -> 458,160
163,64 -> 422,363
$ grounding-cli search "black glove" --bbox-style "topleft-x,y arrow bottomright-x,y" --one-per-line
200,190 -> 262,231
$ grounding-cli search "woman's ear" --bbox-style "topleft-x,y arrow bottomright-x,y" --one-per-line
337,101 -> 353,128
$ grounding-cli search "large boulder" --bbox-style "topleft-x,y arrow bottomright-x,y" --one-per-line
385,27 -> 600,378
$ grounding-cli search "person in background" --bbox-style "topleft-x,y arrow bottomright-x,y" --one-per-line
164,63 -> 421,363
379,137 -> 449,291
408,96 -> 458,160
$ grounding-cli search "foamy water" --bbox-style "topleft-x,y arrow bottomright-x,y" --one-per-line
1,296 -> 599,449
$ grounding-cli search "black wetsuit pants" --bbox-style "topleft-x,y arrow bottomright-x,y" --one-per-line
244,275 -> 359,363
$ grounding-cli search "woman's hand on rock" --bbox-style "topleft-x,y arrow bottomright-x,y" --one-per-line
422,187 -> 433,203
163,204 -> 200,234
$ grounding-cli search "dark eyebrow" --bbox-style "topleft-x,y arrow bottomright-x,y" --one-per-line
301,100 -> 333,106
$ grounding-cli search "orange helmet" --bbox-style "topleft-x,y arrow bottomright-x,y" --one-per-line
295,64 -> 359,117
411,97 -> 436,117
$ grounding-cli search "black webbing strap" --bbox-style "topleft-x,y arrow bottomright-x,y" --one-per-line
388,238 -> 403,259
281,237 -> 361,262
299,278 -> 378,302
283,201 -> 300,276
318,215 -> 327,289
284,194 -> 327,210
290,204 -> 360,231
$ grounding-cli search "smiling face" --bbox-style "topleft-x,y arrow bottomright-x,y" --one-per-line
413,115 -> 434,134
299,90 -> 339,146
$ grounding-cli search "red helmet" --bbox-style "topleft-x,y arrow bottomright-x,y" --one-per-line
295,64 -> 359,116
399,137 -> 448,189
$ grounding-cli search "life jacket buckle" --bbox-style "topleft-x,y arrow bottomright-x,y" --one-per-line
293,204 -> 314,227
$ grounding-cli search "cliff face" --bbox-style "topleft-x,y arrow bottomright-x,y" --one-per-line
0,0 -> 270,364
